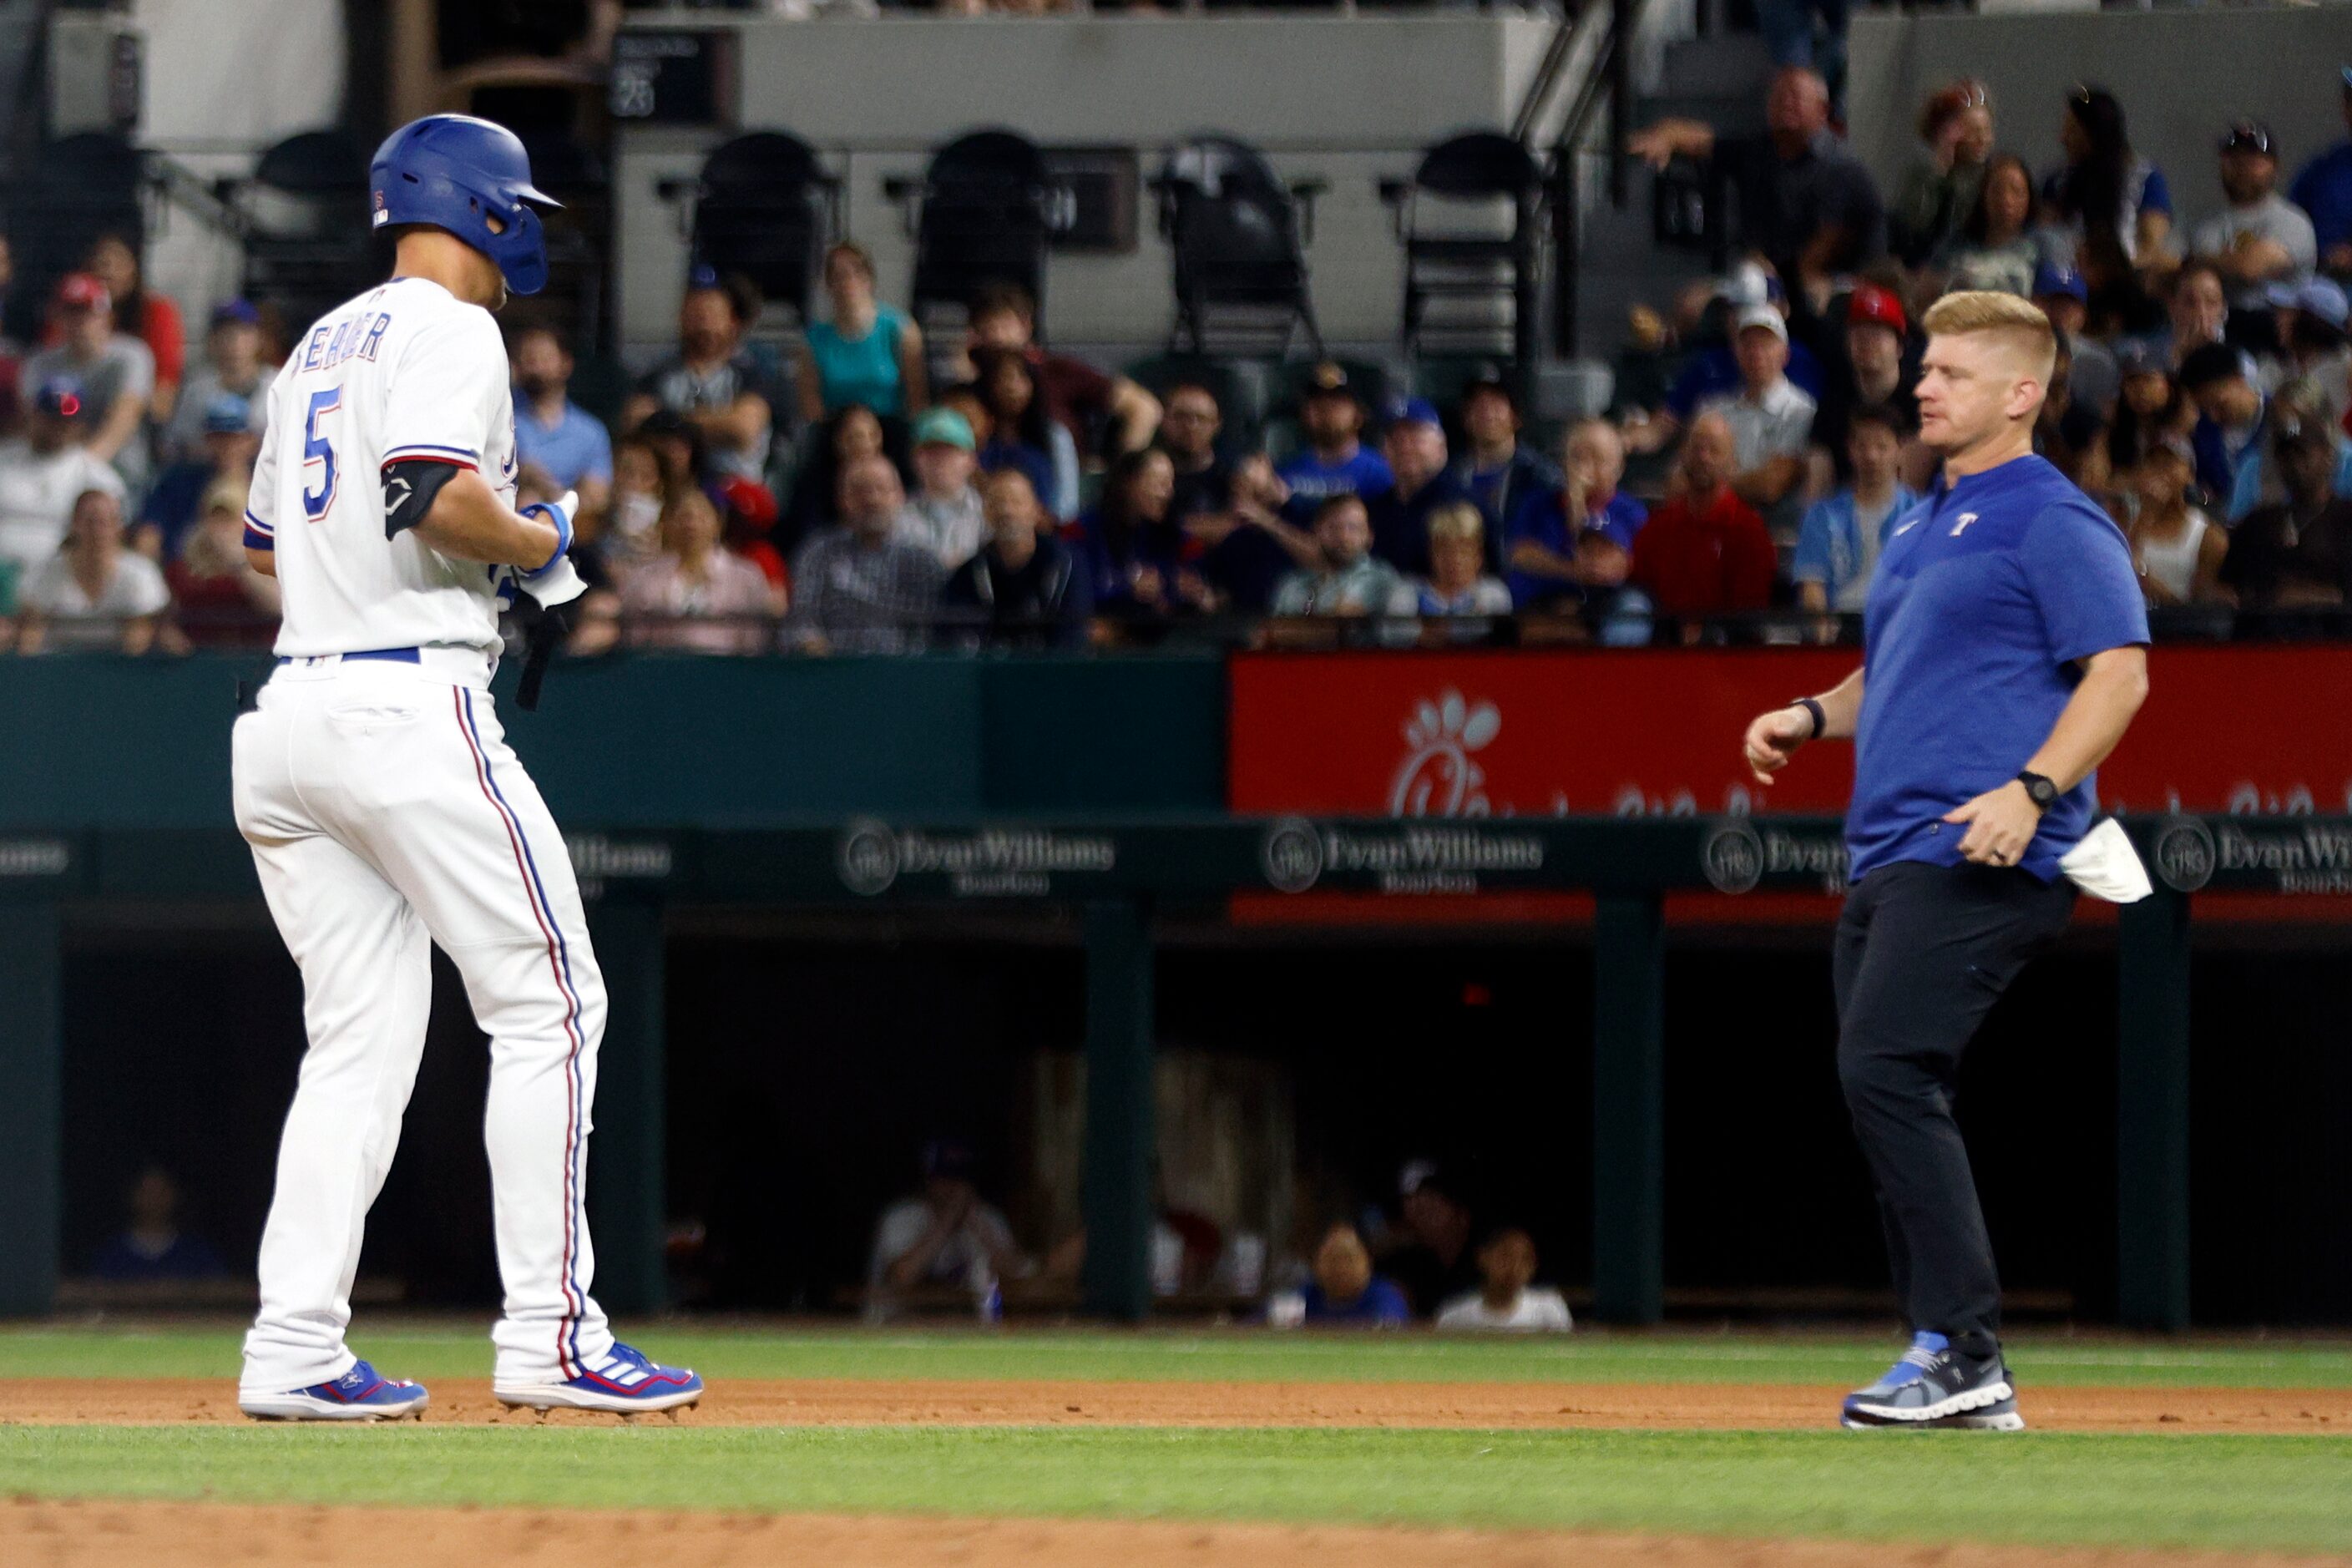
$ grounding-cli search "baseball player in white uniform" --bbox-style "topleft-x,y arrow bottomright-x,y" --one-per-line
233,115 -> 701,1421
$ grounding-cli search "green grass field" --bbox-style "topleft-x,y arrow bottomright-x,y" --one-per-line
6,1325 -> 2350,1555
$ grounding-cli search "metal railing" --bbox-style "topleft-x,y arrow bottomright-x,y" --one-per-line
1550,0 -> 1647,357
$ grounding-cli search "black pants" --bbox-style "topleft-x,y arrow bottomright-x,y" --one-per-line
1834,860 -> 2076,1358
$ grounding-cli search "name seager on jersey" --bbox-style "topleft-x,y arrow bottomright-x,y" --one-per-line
245,276 -> 520,658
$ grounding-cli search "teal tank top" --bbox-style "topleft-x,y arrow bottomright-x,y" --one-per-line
807,304 -> 908,417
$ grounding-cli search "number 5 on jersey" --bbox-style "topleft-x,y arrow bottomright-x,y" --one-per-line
302,387 -> 341,522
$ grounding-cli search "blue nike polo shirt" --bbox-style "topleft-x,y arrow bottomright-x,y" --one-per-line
1848,454 -> 2148,884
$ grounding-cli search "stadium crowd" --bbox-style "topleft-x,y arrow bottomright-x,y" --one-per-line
7,63 -> 2352,655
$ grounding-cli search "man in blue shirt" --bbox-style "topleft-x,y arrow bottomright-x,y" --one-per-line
2181,341 -> 2352,518
1449,368 -> 1560,539
1364,397 -> 1471,577
1505,418 -> 1650,641
1793,402 -> 1919,619
2289,68 -> 2352,277
1269,1224 -> 1413,1328
513,325 -> 614,522
1277,362 -> 1391,523
1743,291 -> 2150,1433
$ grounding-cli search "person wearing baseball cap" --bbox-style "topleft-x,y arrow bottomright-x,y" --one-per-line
2271,277 -> 2352,426
1643,266 -> 1826,456
134,390 -> 265,562
1276,362 -> 1393,522
0,372 -> 127,589
164,298 -> 273,463
2031,260 -> 2117,415
1449,367 -> 1561,541
2193,118 -> 2319,316
904,406 -> 986,567
1365,396 -> 1470,576
1814,282 -> 1922,479
2288,69 -> 2352,277
1691,305 -> 1817,513
22,271 -> 155,493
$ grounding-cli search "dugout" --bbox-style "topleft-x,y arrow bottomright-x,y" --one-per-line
13,816 -> 2352,1330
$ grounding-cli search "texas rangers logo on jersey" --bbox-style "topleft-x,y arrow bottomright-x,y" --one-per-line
1950,512 -> 1980,536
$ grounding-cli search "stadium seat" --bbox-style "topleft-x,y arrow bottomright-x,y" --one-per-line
234,129 -> 379,340
1378,131 -> 1549,365
886,129 -> 1074,343
664,129 -> 840,326
1151,136 -> 1323,360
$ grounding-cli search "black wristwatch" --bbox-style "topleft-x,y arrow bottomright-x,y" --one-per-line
2015,770 -> 2059,813
1790,697 -> 1826,740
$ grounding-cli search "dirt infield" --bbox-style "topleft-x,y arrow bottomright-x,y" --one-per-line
8,1500 -> 2350,1568
3,1376 -> 2347,1433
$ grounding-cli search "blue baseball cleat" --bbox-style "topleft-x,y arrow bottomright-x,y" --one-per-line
240,1359 -> 429,1422
494,1341 -> 704,1414
1840,1331 -> 2024,1429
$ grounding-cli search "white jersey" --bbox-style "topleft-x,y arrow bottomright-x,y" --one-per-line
246,276 -> 519,657
1434,1286 -> 1574,1333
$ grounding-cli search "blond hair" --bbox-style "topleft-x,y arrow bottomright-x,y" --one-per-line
1426,501 -> 1485,546
1922,289 -> 2058,384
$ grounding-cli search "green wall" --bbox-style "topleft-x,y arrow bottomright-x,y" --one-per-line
1,653 -> 1228,831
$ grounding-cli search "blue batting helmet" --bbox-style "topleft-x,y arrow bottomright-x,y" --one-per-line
369,115 -> 559,296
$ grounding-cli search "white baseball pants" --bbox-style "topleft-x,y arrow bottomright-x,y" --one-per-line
232,654 -> 615,1393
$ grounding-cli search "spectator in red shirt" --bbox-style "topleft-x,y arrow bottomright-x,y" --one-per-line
166,478 -> 279,648
84,234 -> 185,427
1630,410 -> 1778,631
967,281 -> 1161,459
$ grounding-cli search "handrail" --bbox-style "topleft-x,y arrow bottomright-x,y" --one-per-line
1549,0 -> 1652,356
142,149 -> 250,245
1509,3 -> 1587,146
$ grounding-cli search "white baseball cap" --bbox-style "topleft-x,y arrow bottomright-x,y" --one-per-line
1734,305 -> 1788,343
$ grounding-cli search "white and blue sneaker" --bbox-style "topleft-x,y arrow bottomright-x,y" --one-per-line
494,1341 -> 704,1414
1840,1332 -> 2023,1429
240,1359 -> 429,1422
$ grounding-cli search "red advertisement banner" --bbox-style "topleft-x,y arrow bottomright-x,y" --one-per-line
1229,646 -> 2352,822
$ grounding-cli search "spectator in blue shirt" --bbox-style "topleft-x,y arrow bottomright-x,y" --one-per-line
1364,397 -> 1470,577
512,326 -> 614,525
1449,369 -> 1560,538
972,348 -> 1078,519
134,390 -> 258,563
87,1166 -> 228,1283
1505,418 -> 1647,611
1067,447 -> 1206,622
1277,362 -> 1391,521
1268,1223 -> 1412,1328
2193,367 -> 2352,524
2180,343 -> 2270,518
2289,68 -> 2352,277
1795,402 -> 1920,625
796,240 -> 926,426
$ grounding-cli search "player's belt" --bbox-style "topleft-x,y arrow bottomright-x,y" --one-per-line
276,647 -> 422,667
